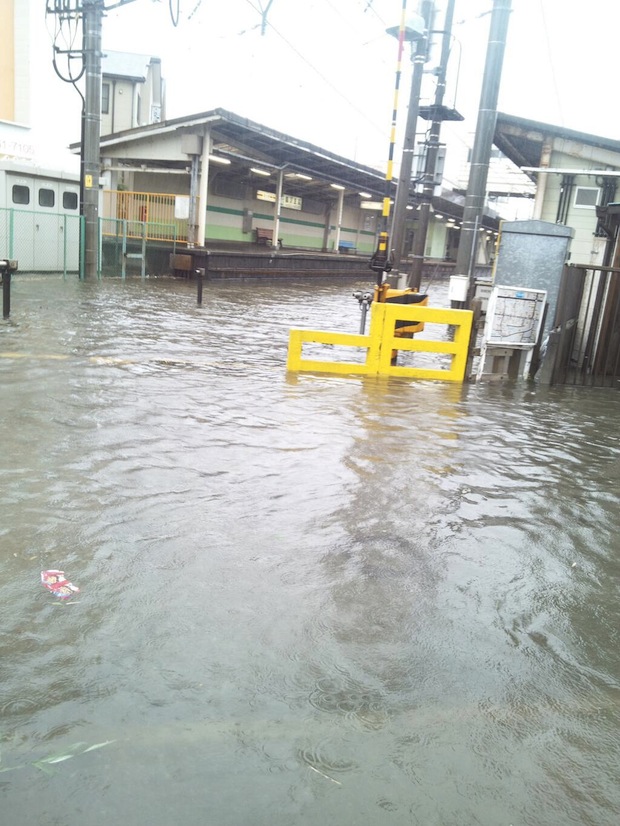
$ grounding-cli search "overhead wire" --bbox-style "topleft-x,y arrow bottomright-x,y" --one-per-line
169,0 -> 180,26
536,0 -> 564,126
45,4 -> 85,105
245,3 -> 391,138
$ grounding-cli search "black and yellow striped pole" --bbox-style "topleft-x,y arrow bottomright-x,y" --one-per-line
369,0 -> 409,298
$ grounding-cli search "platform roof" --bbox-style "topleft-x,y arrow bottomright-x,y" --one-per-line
96,108 -> 387,197
92,108 -> 499,228
494,113 -> 620,179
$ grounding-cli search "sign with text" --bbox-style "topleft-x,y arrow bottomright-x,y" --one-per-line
257,190 -> 302,211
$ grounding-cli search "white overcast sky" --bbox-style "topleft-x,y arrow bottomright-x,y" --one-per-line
101,0 -> 619,179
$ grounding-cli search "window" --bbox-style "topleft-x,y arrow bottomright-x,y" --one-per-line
574,186 -> 600,208
102,82 -> 110,114
63,191 -> 78,210
467,147 -> 504,163
39,188 -> 55,208
12,184 -> 30,205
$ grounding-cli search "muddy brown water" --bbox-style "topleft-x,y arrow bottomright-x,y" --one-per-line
1,275 -> 619,826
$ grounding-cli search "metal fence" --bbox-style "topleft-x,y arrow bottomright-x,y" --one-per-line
0,207 -> 83,276
100,217 -> 177,278
544,264 -> 620,388
102,190 -> 189,243
1,206 -> 179,279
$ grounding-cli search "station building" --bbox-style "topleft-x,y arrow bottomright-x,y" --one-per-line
95,107 -> 501,266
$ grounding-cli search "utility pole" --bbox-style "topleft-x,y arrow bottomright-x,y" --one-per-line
408,0 -> 457,291
388,0 -> 433,285
48,0 -> 139,280
82,0 -> 104,280
455,0 -> 512,302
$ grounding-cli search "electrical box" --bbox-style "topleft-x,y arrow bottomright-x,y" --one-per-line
413,143 -> 447,191
477,285 -> 547,381
491,220 -> 573,336
181,134 -> 202,155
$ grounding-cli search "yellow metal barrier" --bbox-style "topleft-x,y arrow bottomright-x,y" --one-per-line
102,191 -> 189,242
287,302 -> 473,382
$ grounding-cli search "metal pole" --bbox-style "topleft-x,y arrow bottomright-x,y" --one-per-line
455,0 -> 512,303
82,0 -> 103,280
334,188 -> 344,251
2,271 -> 11,319
187,153 -> 200,248
273,168 -> 284,249
389,1 -> 432,282
408,0 -> 456,291
121,219 -> 127,280
369,0 -> 409,290
197,129 -> 211,247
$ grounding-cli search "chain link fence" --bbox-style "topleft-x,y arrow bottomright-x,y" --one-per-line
0,207 -> 83,276
100,217 -> 178,278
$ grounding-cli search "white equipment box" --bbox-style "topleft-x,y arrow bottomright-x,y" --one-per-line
477,285 -> 547,381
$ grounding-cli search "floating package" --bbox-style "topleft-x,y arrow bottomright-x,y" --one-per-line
41,570 -> 80,599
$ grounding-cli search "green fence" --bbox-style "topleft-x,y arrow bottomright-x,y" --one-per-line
1,209 -> 178,279
100,217 -> 177,278
0,207 -> 84,277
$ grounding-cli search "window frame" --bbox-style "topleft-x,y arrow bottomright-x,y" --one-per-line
62,191 -> 79,210
573,186 -> 600,209
12,184 -> 30,205
102,82 -> 110,115
38,188 -> 56,208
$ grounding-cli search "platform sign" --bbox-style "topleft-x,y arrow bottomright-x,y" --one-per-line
256,190 -> 302,210
485,285 -> 547,348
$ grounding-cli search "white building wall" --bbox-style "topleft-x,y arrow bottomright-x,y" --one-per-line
541,150 -> 619,265
0,0 -> 82,172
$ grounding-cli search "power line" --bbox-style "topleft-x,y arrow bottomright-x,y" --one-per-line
249,5 -> 390,137
537,0 -> 564,126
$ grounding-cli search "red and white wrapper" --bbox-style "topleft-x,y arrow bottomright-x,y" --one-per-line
41,570 -> 80,599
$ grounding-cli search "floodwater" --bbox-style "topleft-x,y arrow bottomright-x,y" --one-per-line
1,274 -> 619,826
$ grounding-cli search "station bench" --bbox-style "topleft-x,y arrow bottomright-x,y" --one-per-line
254,228 -> 283,248
255,228 -> 274,245
338,240 -> 357,253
